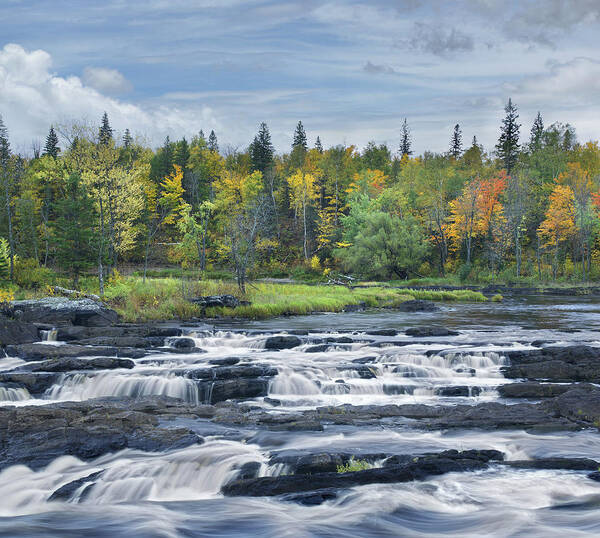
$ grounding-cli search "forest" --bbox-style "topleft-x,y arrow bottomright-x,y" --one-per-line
1,98 -> 599,296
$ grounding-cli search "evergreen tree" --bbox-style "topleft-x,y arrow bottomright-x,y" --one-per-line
0,114 -> 15,280
0,238 -> 8,282
98,112 -> 113,146
122,128 -> 133,149
292,121 -> 308,151
174,137 -> 190,170
399,118 -> 412,158
529,111 -> 544,152
43,126 -> 60,158
208,130 -> 218,153
249,122 -> 274,174
495,98 -> 521,175
53,173 -> 96,286
315,136 -> 323,153
149,136 -> 174,182
449,124 -> 462,159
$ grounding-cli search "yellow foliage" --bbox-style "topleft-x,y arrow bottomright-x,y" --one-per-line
538,184 -> 576,247
0,289 -> 14,305
310,255 -> 321,271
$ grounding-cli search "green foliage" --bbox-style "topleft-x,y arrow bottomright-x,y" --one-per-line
13,258 -> 55,289
491,293 -> 504,302
0,238 -> 9,281
337,459 -> 372,473
338,212 -> 429,279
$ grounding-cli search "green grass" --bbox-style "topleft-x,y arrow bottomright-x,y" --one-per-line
336,459 -> 372,473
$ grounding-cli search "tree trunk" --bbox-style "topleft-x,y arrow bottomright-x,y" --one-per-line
143,228 -> 151,283
98,199 -> 105,295
536,234 -> 542,279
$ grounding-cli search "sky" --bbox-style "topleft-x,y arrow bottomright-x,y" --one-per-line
0,0 -> 599,155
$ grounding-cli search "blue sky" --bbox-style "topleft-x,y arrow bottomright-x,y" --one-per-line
0,0 -> 599,154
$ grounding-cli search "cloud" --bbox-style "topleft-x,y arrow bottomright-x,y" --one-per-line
82,67 -> 132,94
402,23 -> 474,56
362,61 -> 397,75
0,43 -> 218,149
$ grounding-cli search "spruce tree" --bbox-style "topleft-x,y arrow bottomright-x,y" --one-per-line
495,98 -> 521,175
315,136 -> 323,153
449,124 -> 462,159
529,111 -> 544,152
98,112 -> 113,145
292,121 -> 308,151
122,128 -> 133,149
399,118 -> 412,158
208,130 -> 218,152
250,122 -> 274,174
174,137 -> 190,170
53,173 -> 96,287
149,136 -> 174,182
43,126 -> 60,158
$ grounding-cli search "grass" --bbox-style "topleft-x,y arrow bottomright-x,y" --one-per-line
336,459 -> 372,473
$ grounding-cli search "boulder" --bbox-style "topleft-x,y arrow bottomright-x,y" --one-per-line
10,298 -> 119,327
12,357 -> 135,373
366,329 -> 398,336
264,335 -> 302,350
0,317 -> 38,346
48,471 -> 104,502
498,382 -> 576,399
5,343 -> 145,361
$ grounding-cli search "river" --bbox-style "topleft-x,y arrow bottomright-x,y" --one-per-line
1,294 -> 599,537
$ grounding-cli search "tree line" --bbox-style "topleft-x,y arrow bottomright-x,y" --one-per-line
0,99 -> 599,292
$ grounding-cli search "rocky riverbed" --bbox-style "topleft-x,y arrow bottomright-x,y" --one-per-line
1,294 -> 600,536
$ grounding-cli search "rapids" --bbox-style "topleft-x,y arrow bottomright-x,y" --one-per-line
0,293 -> 599,537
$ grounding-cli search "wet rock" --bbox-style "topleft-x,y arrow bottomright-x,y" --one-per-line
12,357 -> 135,373
264,397 -> 281,406
336,365 -> 378,379
325,336 -> 355,343
208,357 -> 240,366
5,343 -> 145,361
366,329 -> 397,337
48,470 -> 104,502
236,461 -> 262,480
168,337 -> 197,350
264,336 -> 302,350
498,382 -> 575,399
0,399 -> 203,471
502,458 -> 598,471
435,386 -> 481,397
540,386 -> 600,423
72,336 -> 165,348
222,450 -> 500,497
587,472 -> 600,482
351,356 -> 377,364
0,317 -> 38,346
397,300 -> 438,312
56,325 -> 182,342
406,327 -> 459,337
0,372 -> 59,394
10,298 -> 119,327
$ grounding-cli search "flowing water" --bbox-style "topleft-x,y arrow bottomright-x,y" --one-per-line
1,294 -> 600,537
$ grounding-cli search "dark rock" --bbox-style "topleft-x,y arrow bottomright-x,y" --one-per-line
351,356 -> 377,364
5,343 -> 145,361
48,470 -> 104,502
10,298 -> 119,327
264,397 -> 281,406
397,300 -> 438,312
12,357 -> 135,373
343,302 -> 366,312
0,399 -> 203,471
190,295 -> 242,308
168,337 -> 197,350
237,461 -> 262,480
498,382 -> 575,399
406,327 -> 459,337
588,472 -> 600,482
304,344 -> 331,353
502,458 -> 598,471
264,336 -> 302,350
366,329 -> 397,336
541,386 -> 600,423
336,364 -> 378,379
435,386 -> 481,397
208,357 -> 240,366
0,373 -> 59,394
325,336 -> 354,343
73,336 -> 165,348
223,450 -> 500,497
0,317 -> 38,346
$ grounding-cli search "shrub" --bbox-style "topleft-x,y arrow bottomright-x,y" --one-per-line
491,293 -> 504,302
458,262 -> 472,283
13,258 -> 55,289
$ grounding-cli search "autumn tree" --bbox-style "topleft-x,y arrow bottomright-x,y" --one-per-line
538,184 -> 576,278
287,169 -> 319,259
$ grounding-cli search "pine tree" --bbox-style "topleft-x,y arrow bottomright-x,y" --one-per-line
292,121 -> 308,151
529,111 -> 544,152
399,118 -> 412,158
250,122 -> 274,173
43,126 -> 60,158
149,136 -> 174,183
449,124 -> 462,159
495,98 -> 521,175
122,128 -> 133,149
315,136 -> 323,153
98,112 -> 113,146
53,173 -> 96,286
174,137 -> 190,170
208,130 -> 218,153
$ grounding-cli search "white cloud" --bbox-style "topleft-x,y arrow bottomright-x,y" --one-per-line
0,43 -> 218,150
82,66 -> 132,94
